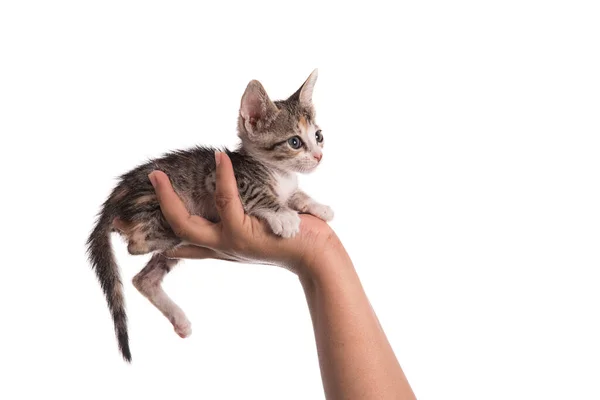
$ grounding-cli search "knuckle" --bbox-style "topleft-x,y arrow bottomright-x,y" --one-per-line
164,248 -> 181,259
215,193 -> 234,210
171,221 -> 190,240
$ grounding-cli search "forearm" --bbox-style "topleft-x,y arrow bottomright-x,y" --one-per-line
299,243 -> 415,400
149,153 -> 413,396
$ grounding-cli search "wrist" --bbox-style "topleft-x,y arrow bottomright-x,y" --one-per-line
297,232 -> 353,285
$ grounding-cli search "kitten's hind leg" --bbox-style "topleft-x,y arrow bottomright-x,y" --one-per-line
132,253 -> 192,338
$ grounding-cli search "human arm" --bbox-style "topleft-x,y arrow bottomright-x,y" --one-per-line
147,152 -> 416,400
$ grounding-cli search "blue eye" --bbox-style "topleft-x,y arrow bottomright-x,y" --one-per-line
287,136 -> 303,149
315,130 -> 323,143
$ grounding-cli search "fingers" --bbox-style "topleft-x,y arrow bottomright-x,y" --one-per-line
165,245 -> 222,260
149,170 -> 219,247
214,152 -> 245,230
164,245 -> 273,266
165,245 -> 239,262
149,171 -> 193,237
147,153 -> 244,249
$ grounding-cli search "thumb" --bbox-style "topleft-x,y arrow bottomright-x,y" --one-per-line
149,170 -> 193,239
149,170 -> 219,247
214,151 -> 245,229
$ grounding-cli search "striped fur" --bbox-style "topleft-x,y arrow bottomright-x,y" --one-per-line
87,70 -> 333,362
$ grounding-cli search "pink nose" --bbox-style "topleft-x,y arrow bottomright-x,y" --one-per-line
313,153 -> 322,162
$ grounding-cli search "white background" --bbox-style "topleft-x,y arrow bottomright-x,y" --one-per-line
1,1 -> 598,399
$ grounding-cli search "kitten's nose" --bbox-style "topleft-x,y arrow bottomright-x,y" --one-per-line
313,153 -> 322,162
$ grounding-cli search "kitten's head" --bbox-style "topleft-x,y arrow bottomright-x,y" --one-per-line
237,69 -> 324,173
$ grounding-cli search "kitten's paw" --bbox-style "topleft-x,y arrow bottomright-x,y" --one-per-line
171,316 -> 192,338
267,210 -> 301,238
307,203 -> 334,222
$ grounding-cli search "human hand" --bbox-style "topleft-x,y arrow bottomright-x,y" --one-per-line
115,152 -> 413,399
143,152 -> 341,275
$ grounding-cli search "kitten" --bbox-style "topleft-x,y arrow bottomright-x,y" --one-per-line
87,69 -> 333,362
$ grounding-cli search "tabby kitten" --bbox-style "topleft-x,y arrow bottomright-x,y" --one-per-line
87,70 -> 333,362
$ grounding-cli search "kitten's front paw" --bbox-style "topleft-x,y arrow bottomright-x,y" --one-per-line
267,210 -> 301,238
307,203 -> 334,222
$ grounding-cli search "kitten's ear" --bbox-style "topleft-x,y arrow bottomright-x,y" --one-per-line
240,80 -> 279,134
288,69 -> 318,106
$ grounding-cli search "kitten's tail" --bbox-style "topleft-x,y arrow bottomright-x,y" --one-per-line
86,210 -> 131,362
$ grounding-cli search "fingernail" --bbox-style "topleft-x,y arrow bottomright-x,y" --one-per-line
215,151 -> 222,166
148,171 -> 157,188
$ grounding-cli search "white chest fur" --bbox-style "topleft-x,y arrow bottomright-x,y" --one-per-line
274,172 -> 298,204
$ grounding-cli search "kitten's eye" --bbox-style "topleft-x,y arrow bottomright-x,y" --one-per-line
315,130 -> 324,143
287,136 -> 303,149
